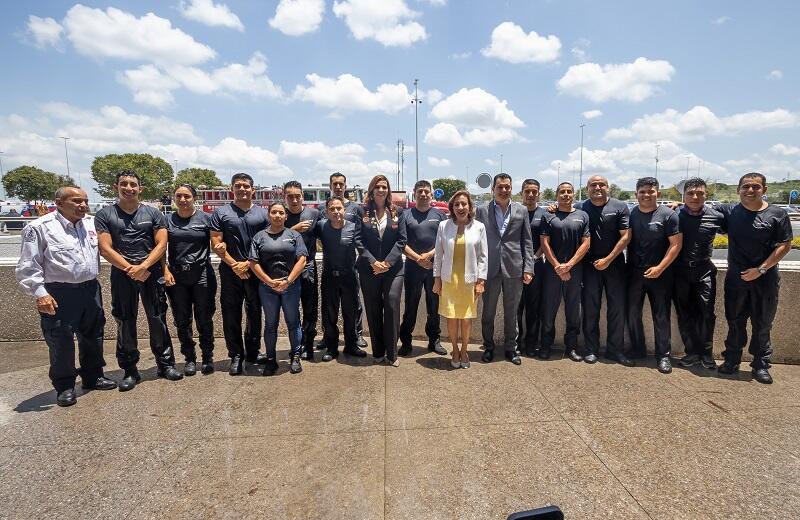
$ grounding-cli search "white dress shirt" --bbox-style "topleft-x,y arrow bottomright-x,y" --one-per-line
16,211 -> 100,298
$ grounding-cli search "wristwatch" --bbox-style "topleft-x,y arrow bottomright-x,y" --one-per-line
757,266 -> 768,275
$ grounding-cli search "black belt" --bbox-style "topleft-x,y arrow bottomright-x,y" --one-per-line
677,259 -> 711,268
170,263 -> 205,272
45,280 -> 97,289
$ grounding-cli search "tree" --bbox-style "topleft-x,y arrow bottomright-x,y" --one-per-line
542,188 -> 556,201
609,183 -> 622,199
618,190 -> 632,201
431,178 -> 466,202
175,168 -> 221,189
2,165 -> 75,202
91,153 -> 174,200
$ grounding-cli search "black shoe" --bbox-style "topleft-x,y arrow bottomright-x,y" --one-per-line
701,354 -> 717,370
201,361 -> 214,374
255,353 -> 269,365
752,368 -> 773,384
262,358 -> 278,376
356,336 -> 368,348
322,350 -> 338,362
505,352 -> 522,365
568,350 -> 583,362
718,361 -> 740,375
538,347 -> 551,360
290,355 -> 303,374
657,357 -> 672,374
428,340 -> 447,356
344,346 -> 367,358
301,347 -> 314,361
584,353 -> 598,364
229,356 -> 243,376
606,352 -> 635,367
57,388 -> 76,407
158,366 -> 184,381
119,370 -> 141,392
398,343 -> 413,356
316,339 -> 327,350
184,361 -> 197,376
82,376 -> 117,390
481,349 -> 494,363
678,354 -> 701,367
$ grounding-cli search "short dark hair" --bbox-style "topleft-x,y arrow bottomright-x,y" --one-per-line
636,177 -> 659,191
283,180 -> 302,191
174,183 -> 197,197
268,201 -> 286,212
115,169 -> 140,185
414,180 -> 432,193
522,179 -> 540,190
738,172 -> 767,188
330,172 -> 346,184
448,190 -> 475,221
326,195 -> 346,210
683,178 -> 707,192
231,172 -> 254,187
557,181 -> 574,191
492,173 -> 512,188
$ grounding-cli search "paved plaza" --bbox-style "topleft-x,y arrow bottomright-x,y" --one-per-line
1,338 -> 799,519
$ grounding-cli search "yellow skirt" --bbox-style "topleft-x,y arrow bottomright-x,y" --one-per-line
439,233 -> 477,319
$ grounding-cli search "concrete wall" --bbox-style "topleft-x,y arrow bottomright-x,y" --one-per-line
1,260 -> 798,364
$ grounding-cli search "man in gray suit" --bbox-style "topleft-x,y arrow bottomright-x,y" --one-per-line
476,173 -> 535,364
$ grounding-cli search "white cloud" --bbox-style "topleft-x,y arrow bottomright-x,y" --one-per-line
279,140 -> 395,185
767,69 -> 783,80
582,110 -> 603,120
571,38 -> 590,62
62,4 -> 216,67
428,157 -> 451,167
152,138 -> 291,178
450,51 -> 471,60
605,106 -> 800,142
711,16 -> 730,25
481,21 -> 561,64
419,0 -> 447,5
179,0 -> 244,31
770,144 -> 800,156
333,0 -> 427,47
269,0 -> 325,36
557,57 -> 675,103
25,15 -> 63,49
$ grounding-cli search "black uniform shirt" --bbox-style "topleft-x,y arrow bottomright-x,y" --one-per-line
166,210 -> 211,267
579,198 -> 630,260
677,205 -> 724,265
717,203 -> 793,275
248,227 -> 308,280
317,199 -> 364,224
628,205 -> 681,269
209,202 -> 269,262
313,219 -> 361,273
528,207 -> 547,253
285,206 -> 320,273
401,206 -> 446,254
541,209 -> 590,263
94,203 -> 166,264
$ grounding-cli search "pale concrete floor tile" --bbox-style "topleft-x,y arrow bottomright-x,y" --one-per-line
730,405 -> 800,454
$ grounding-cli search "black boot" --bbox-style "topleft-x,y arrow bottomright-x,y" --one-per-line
119,368 -> 141,392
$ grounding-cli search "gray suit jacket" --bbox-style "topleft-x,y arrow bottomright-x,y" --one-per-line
476,200 -> 535,278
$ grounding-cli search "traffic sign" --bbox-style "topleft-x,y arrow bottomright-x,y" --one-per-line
433,188 -> 445,199
476,173 -> 492,189
790,190 -> 799,202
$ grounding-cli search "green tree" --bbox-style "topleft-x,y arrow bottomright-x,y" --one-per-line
609,183 -> 622,199
91,153 -> 174,200
618,190 -> 632,201
2,166 -> 74,202
431,178 -> 466,201
542,188 -> 556,201
175,168 -> 221,189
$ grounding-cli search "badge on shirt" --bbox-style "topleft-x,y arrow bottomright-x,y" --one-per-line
23,227 -> 37,242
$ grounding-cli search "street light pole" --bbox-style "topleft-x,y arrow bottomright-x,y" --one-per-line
685,155 -> 691,179
654,143 -> 660,183
59,136 -> 72,185
579,123 -> 585,201
0,151 -> 5,199
500,153 -> 503,174
411,79 -> 421,183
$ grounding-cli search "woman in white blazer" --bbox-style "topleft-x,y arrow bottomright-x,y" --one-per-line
433,191 -> 488,368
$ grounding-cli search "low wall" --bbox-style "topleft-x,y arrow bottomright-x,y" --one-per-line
1,260 -> 798,364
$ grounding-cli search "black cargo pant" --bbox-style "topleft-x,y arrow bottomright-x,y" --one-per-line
399,261 -> 440,348
166,263 -> 217,363
300,262 -> 319,351
517,258 -> 544,351
582,258 -> 627,356
40,281 -> 106,392
110,265 -> 176,371
723,268 -> 779,370
541,262 -> 583,353
673,261 -> 716,357
321,268 -> 360,354
626,267 -> 673,359
359,263 -> 404,362
219,263 -> 262,361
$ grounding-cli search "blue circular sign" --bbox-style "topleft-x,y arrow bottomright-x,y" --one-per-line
790,190 -> 799,202
433,188 -> 445,199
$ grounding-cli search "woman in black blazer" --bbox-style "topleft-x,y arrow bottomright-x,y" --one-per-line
357,174 -> 407,366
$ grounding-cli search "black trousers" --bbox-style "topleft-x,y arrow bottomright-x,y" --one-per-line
300,263 -> 319,349
110,266 -> 176,371
582,259 -> 627,356
219,263 -> 262,361
399,262 -> 440,347
723,269 -> 779,370
517,258 -> 544,350
359,263 -> 404,361
627,267 -> 673,359
166,264 -> 217,362
321,269 -> 360,353
40,281 -> 106,392
541,263 -> 583,352
673,262 -> 716,357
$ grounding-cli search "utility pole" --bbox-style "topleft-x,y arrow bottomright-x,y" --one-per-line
400,141 -> 405,191
556,161 -> 561,184
579,123 -> 585,201
397,139 -> 401,189
685,155 -> 691,179
59,136 -> 72,185
500,153 -> 503,174
174,159 -> 178,175
411,79 -> 421,183
654,143 -> 660,183
0,151 -> 5,199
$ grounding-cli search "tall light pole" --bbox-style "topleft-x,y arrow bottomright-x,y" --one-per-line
697,160 -> 703,176
556,161 -> 561,184
59,136 -> 72,185
500,153 -> 503,174
411,79 -> 421,183
654,143 -> 660,183
685,155 -> 691,179
578,123 -> 585,201
173,159 -> 178,175
0,151 -> 5,199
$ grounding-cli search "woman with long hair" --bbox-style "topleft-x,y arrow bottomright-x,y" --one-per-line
357,175 -> 407,366
433,191 -> 488,368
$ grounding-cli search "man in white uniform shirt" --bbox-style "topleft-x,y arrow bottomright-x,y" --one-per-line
16,187 -> 117,407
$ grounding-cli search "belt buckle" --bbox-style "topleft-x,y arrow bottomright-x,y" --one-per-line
180,264 -> 192,272
332,270 -> 341,277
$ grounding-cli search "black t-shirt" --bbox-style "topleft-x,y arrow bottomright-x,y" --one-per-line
628,205 -> 681,269
209,203 -> 269,262
285,206 -> 320,267
717,203 -> 793,275
580,198 -> 630,261
401,207 -> 446,254
677,206 -> 724,265
248,227 -> 308,280
541,209 -> 590,263
167,211 -> 212,267
527,207 -> 547,253
317,199 -> 364,224
313,219 -> 360,273
95,204 -> 166,264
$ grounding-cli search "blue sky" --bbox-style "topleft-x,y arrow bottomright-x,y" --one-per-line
1,0 -> 798,199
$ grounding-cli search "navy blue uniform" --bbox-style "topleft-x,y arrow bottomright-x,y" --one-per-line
286,207 -> 320,353
517,207 -> 546,353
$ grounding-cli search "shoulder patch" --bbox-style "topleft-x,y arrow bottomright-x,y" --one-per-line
23,226 -> 37,242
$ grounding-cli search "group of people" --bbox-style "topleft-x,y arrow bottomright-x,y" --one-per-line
16,168 -> 792,407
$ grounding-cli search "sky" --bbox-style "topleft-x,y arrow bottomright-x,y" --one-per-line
1,0 -> 799,200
